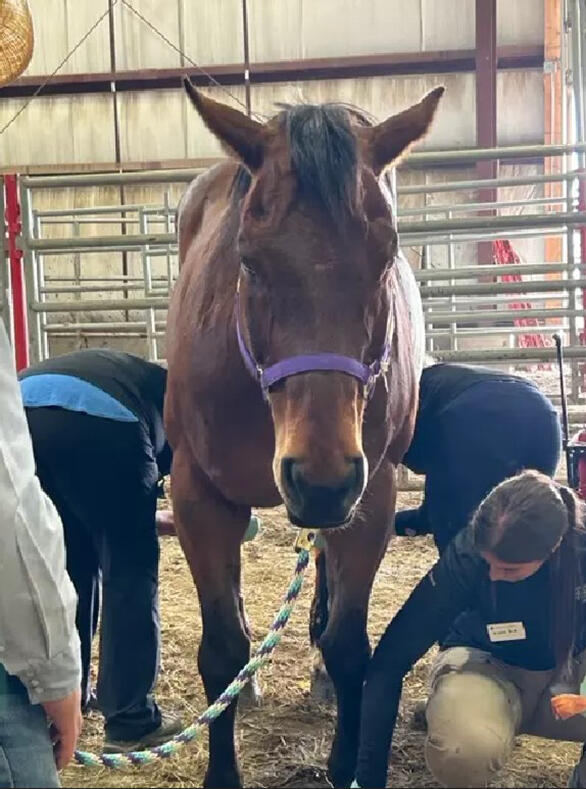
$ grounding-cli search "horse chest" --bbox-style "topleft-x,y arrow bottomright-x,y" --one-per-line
194,393 -> 282,507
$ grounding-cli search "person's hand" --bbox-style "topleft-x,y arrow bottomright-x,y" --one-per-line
42,687 -> 83,769
551,693 -> 586,720
156,508 -> 175,536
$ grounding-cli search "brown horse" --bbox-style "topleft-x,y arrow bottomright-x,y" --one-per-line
165,80 -> 443,788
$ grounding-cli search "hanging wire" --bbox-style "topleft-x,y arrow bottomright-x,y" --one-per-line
0,0 -> 266,138
120,0 -> 266,120
0,2 -> 118,136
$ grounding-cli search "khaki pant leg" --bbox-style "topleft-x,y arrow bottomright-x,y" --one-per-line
518,654 -> 586,787
521,650 -> 586,743
425,647 -> 522,788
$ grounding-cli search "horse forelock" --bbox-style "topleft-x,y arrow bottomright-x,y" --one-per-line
280,103 -> 364,228
227,104 -> 376,230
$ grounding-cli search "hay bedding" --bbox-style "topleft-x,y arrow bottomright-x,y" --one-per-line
62,490 -> 581,789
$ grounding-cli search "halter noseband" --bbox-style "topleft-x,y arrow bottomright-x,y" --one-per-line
235,286 -> 391,399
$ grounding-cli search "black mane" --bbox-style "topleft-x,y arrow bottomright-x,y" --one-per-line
283,103 -> 362,226
231,103 -> 373,227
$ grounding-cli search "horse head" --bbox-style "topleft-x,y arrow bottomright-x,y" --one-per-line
184,80 -> 443,528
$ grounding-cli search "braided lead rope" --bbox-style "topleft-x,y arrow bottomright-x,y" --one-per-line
74,546 -> 310,768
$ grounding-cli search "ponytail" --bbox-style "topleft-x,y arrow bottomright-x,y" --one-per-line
551,485 -> 585,673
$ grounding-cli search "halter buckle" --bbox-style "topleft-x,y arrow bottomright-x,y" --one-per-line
294,528 -> 317,553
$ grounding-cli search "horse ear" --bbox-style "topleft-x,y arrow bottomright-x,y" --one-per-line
367,86 -> 444,174
183,78 -> 265,171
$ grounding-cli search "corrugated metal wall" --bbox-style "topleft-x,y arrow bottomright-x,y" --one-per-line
0,0 -> 545,169
5,0 -> 550,357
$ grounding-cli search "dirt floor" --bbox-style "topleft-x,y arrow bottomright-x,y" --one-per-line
60,486 -> 583,789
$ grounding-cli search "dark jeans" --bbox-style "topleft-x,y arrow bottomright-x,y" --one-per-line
398,380 -> 562,554
25,407 -> 162,741
0,665 -> 59,788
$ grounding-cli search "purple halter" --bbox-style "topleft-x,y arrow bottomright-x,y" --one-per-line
235,288 -> 391,399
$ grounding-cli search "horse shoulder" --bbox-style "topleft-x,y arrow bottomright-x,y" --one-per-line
177,160 -> 241,265
385,254 -> 425,463
392,253 -> 425,376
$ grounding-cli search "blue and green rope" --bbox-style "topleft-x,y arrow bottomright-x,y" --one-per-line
74,545 -> 311,768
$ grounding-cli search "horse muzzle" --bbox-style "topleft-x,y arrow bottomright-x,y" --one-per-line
280,456 -> 366,528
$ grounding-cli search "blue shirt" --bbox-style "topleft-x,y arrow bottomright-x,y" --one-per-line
20,373 -> 138,422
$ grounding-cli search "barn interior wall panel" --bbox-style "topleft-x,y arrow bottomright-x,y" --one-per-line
0,94 -> 116,166
248,0 -> 422,61
181,0 -> 244,66
24,0 -> 110,75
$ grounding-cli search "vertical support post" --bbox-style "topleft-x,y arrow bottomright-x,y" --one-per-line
20,181 -> 41,364
447,209 -> 457,352
545,0 -> 563,247
241,0 -> 252,117
0,178 -> 9,336
139,208 -> 157,361
33,210 -> 49,360
545,0 -> 565,329
572,0 -> 586,163
108,0 -> 129,321
579,174 -> 586,391
4,174 -> 29,370
566,185 -> 579,400
475,0 -> 498,267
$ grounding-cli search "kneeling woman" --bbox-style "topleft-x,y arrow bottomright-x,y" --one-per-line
354,471 -> 586,788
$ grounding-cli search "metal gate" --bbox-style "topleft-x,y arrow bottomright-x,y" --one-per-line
3,141 -> 586,407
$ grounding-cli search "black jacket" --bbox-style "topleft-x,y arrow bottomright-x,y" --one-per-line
355,526 -> 586,788
20,350 -> 171,476
404,362 -> 542,474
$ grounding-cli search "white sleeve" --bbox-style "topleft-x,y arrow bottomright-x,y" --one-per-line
0,325 -> 81,703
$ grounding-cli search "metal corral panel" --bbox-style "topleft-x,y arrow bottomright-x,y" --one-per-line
250,74 -> 476,149
24,0 -> 110,75
396,163 -> 546,274
181,0 -> 244,65
114,0 -> 181,70
0,95 -> 116,167
248,0 -> 422,61
30,185 -> 132,332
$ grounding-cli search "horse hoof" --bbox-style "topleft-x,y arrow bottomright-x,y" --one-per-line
310,665 -> 335,704
239,674 -> 262,710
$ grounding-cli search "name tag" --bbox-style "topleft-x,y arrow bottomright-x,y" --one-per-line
487,622 -> 526,642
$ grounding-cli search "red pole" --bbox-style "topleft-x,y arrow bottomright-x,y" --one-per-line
4,174 -> 29,371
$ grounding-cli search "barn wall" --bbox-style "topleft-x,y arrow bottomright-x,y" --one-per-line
1,72 -> 543,168
2,0 -> 545,172
3,1 -> 552,359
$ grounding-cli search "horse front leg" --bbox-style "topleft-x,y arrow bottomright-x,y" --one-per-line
171,449 -> 250,788
320,460 -> 396,787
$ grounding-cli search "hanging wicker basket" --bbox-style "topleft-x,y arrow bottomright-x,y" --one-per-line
0,0 -> 34,87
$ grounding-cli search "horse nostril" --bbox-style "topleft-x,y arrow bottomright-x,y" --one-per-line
344,456 -> 365,499
281,457 -> 302,501
281,456 -> 364,505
